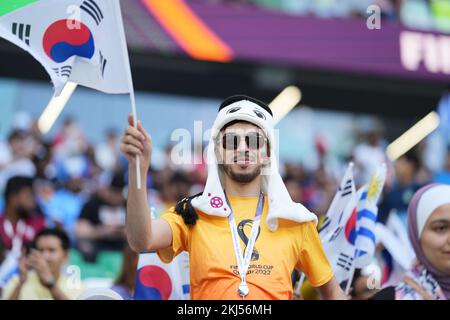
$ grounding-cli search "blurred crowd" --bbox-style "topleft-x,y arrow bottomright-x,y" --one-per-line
0,107 -> 449,300
202,0 -> 450,33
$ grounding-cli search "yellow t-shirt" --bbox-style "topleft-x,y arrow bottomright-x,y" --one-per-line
2,271 -> 84,300
157,196 -> 334,300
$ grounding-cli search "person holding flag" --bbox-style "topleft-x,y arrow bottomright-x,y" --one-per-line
122,95 -> 347,300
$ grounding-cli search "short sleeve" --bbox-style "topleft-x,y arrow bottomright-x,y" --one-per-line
296,221 -> 334,287
156,207 -> 190,263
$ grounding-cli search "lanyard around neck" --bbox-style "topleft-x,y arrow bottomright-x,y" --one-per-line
225,192 -> 264,298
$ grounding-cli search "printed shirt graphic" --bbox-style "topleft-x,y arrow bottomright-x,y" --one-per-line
158,196 -> 333,300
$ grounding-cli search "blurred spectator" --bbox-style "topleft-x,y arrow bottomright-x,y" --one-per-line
352,118 -> 387,187
74,171 -> 127,262
10,111 -> 33,133
308,166 -> 337,217
84,144 -> 104,190
378,150 -> 424,228
111,243 -> 139,300
53,117 -> 88,159
284,175 -> 303,204
0,241 -> 4,265
0,138 -> 11,169
1,228 -> 83,300
35,178 -> 85,241
0,176 -> 45,251
433,147 -> 450,184
161,172 -> 192,210
0,130 -> 36,193
32,142 -> 55,181
95,129 -> 120,174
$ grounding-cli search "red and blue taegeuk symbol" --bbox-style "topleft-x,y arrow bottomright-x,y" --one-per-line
344,207 -> 357,245
134,265 -> 172,300
42,19 -> 95,63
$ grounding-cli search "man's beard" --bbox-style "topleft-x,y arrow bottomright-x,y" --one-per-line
222,163 -> 262,183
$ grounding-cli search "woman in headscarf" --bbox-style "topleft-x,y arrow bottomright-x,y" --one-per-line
372,183 -> 450,300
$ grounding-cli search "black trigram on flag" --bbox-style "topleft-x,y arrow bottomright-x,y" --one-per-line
336,253 -> 353,272
52,66 -> 72,78
81,0 -> 104,25
99,51 -> 107,77
340,178 -> 353,197
328,226 -> 343,242
12,23 -> 31,45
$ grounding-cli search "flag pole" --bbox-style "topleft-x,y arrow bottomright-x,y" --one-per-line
129,91 -> 142,190
114,0 -> 141,189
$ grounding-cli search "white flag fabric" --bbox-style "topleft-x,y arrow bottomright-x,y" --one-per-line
375,222 -> 415,271
319,162 -> 355,242
386,209 -> 415,261
0,0 -> 131,96
374,212 -> 416,287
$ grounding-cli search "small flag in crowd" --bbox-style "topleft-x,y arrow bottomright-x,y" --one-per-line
321,185 -> 367,284
0,0 -> 132,96
319,162 -> 355,242
354,163 -> 386,268
321,163 -> 387,286
134,251 -> 190,300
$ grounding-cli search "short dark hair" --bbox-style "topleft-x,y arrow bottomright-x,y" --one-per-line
4,176 -> 34,205
283,175 -> 301,186
110,171 -> 126,191
399,150 -> 420,169
169,171 -> 191,185
35,228 -> 70,251
7,129 -> 27,142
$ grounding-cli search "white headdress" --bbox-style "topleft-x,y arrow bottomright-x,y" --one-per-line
188,95 -> 317,231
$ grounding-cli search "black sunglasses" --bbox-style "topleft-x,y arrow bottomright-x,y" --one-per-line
221,132 -> 267,150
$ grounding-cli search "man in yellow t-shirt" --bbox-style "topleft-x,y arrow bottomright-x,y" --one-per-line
2,228 -> 84,300
121,95 -> 347,300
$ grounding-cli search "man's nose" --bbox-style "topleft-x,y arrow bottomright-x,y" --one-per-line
236,136 -> 248,152
42,252 -> 51,261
